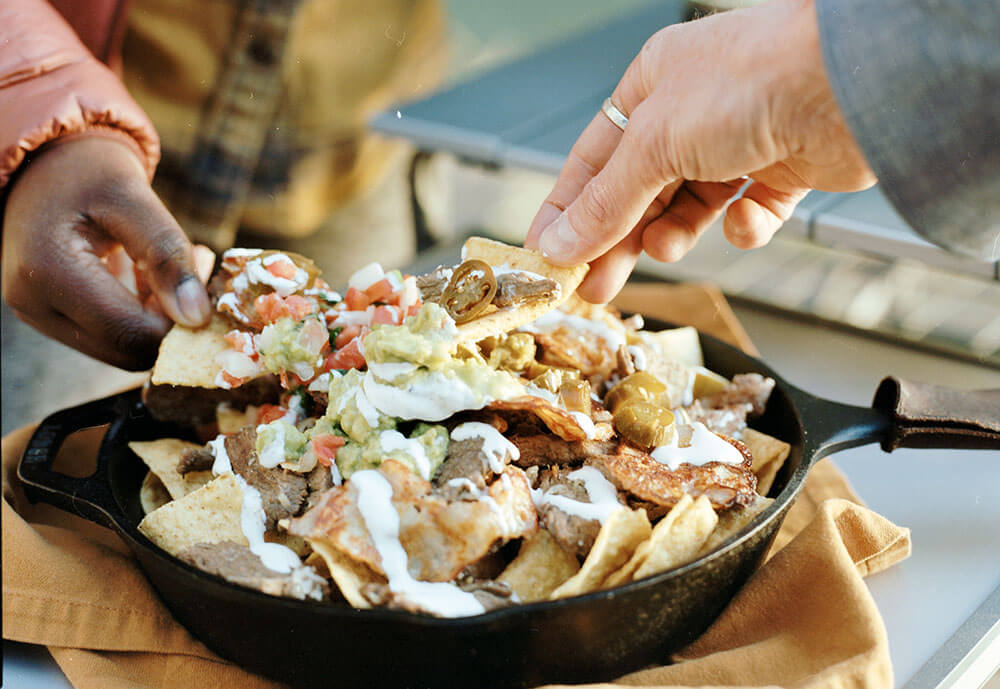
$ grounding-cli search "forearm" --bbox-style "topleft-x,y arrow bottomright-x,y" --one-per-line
0,0 -> 159,188
816,0 -> 1000,260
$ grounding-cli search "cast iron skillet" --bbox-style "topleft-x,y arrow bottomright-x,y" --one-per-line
18,321 -> 1000,689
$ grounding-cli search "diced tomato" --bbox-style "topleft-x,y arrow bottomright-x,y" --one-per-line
314,277 -> 331,290
258,404 -> 287,424
364,278 -> 394,304
371,305 -> 401,325
324,337 -> 366,370
311,434 -> 347,467
335,324 -> 362,349
255,293 -> 290,323
220,371 -> 245,388
284,295 -> 315,320
266,255 -> 298,280
299,318 -> 330,357
344,287 -> 370,311
407,303 -> 422,317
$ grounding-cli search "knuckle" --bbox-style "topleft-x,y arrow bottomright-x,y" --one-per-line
145,235 -> 190,276
108,320 -> 161,369
579,179 -> 619,228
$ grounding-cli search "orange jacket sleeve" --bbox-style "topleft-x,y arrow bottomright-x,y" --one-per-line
0,0 -> 159,188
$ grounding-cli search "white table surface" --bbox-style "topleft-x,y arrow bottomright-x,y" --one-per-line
4,304 -> 998,689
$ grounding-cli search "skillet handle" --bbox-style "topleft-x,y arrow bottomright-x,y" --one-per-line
872,377 -> 1000,451
17,391 -> 138,530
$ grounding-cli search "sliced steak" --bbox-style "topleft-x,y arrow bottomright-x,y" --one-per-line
681,401 -> 751,438
304,464 -> 334,511
178,446 -> 214,475
143,376 -> 281,426
225,427 -> 308,529
511,435 -> 617,468
493,273 -> 559,307
177,541 -> 328,600
434,436 -> 514,493
704,374 -> 775,417
415,266 -> 452,303
534,474 -> 603,561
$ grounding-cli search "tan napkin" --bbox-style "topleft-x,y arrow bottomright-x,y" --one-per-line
2,283 -> 911,689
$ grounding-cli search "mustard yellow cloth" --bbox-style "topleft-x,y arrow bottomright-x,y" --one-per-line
2,284 -> 911,689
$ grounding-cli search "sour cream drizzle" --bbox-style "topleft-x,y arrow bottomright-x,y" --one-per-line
568,412 -> 596,440
450,422 -> 519,473
525,310 -> 626,350
207,434 -> 302,574
531,466 -> 621,524
245,255 -> 308,297
379,430 -> 431,480
650,422 -> 745,470
627,345 -> 647,371
351,470 -> 485,617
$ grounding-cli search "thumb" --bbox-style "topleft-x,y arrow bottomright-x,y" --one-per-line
94,181 -> 212,328
537,106 -> 670,266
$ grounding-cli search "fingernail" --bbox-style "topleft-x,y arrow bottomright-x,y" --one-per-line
175,277 -> 211,325
538,213 -> 578,260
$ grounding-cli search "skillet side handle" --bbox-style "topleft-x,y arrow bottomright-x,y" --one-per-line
17,392 -> 135,530
872,377 -> 1000,451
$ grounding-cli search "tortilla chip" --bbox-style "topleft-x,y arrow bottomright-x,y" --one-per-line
487,396 -> 589,442
455,237 -> 589,342
308,540 -> 383,609
497,529 -> 580,602
218,404 -> 259,434
645,326 -> 703,368
604,494 -> 694,588
633,495 -> 717,580
140,472 -> 171,514
698,494 -> 774,557
129,439 -> 214,501
743,428 -> 791,496
151,315 -> 232,388
549,507 -> 650,599
138,474 -> 247,556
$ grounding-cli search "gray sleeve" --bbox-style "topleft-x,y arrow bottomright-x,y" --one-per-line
815,0 -> 1000,261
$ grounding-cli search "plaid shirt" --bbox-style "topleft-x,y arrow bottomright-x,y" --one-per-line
122,0 -> 445,249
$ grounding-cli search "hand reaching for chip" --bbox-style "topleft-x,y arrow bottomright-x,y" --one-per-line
525,0 -> 876,303
1,136 -> 213,370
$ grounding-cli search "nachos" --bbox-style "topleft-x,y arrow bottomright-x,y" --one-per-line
135,238 -> 789,616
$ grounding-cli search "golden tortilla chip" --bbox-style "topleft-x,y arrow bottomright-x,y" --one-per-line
140,471 -> 171,514
698,494 -> 773,557
151,315 -> 232,388
138,474 -> 247,556
308,540 -> 383,609
633,495 -> 717,580
497,529 -> 580,602
743,428 -> 791,496
487,396 -> 589,442
455,237 -> 589,342
549,507 -> 650,599
129,439 -> 213,501
604,494 -> 695,588
644,326 -> 703,368
217,404 -> 260,434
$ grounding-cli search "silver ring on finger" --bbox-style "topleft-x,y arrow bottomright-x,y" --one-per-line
601,97 -> 629,131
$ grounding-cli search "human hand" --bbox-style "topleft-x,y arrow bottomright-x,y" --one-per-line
526,0 -> 876,302
2,136 -> 213,369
